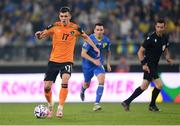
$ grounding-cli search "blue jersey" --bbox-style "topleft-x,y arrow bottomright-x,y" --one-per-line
82,34 -> 111,68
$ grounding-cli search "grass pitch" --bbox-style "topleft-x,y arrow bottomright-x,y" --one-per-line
0,103 -> 180,125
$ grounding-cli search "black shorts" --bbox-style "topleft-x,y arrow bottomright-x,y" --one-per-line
44,61 -> 73,82
143,66 -> 159,81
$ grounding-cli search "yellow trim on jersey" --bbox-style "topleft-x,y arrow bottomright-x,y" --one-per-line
94,35 -> 102,41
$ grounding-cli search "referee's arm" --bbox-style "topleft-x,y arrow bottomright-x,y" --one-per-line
164,48 -> 173,65
137,46 -> 150,73
137,46 -> 145,63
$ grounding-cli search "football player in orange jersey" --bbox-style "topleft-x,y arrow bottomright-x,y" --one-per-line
35,7 -> 100,118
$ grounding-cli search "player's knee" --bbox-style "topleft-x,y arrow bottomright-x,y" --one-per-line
156,84 -> 162,89
101,75 -> 105,80
44,87 -> 51,93
44,81 -> 52,93
84,84 -> 90,88
140,84 -> 149,90
44,85 -> 51,93
97,75 -> 105,83
61,76 -> 70,84
140,85 -> 148,90
140,80 -> 149,90
61,77 -> 69,84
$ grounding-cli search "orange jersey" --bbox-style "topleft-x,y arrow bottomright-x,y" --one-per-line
44,22 -> 82,63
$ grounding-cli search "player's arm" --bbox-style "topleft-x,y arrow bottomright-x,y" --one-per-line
106,48 -> 111,72
82,33 -> 100,57
164,48 -> 173,65
35,30 -> 50,40
35,24 -> 54,40
138,46 -> 150,73
81,48 -> 101,66
137,46 -> 145,62
77,27 -> 100,57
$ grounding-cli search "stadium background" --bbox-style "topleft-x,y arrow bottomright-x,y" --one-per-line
0,0 -> 180,125
0,0 -> 179,103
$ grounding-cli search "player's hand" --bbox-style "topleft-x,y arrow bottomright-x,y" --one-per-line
35,31 -> 42,39
142,63 -> 150,73
94,47 -> 100,57
107,64 -> 111,72
166,58 -> 173,65
93,59 -> 101,66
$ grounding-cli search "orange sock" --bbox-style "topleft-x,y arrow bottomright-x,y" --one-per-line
44,90 -> 52,104
59,88 -> 68,107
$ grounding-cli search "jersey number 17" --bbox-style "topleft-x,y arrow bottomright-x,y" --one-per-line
62,33 -> 69,40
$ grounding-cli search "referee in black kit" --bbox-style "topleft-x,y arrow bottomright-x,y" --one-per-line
121,19 -> 173,112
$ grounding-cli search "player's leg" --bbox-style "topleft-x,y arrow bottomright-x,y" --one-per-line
44,81 -> 53,108
149,78 -> 162,111
80,69 -> 93,101
122,71 -> 151,111
80,82 -> 90,101
121,79 -> 150,111
44,61 -> 59,118
56,63 -> 72,118
56,73 -> 70,118
44,81 -> 54,118
93,66 -> 105,111
44,81 -> 53,103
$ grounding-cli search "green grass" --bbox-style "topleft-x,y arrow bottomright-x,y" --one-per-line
0,103 -> 180,125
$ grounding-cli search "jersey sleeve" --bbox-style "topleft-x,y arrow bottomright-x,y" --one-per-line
106,38 -> 111,51
82,42 -> 91,51
76,25 -> 84,36
77,27 -> 83,34
44,24 -> 55,35
142,36 -> 150,49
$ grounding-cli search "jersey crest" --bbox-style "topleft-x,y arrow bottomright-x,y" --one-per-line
154,39 -> 157,43
103,42 -> 108,48
70,31 -> 75,36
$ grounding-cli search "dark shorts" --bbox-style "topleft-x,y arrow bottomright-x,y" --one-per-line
143,66 -> 159,81
44,61 -> 73,83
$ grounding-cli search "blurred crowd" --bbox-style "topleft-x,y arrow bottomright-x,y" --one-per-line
0,0 -> 179,62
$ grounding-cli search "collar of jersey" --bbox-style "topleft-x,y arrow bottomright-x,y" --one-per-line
94,34 -> 103,41
57,22 -> 72,27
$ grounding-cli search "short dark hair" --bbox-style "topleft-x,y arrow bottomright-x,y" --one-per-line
60,7 -> 71,13
156,19 -> 166,25
95,23 -> 104,27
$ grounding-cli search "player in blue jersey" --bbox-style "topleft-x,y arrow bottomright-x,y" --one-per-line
80,23 -> 111,111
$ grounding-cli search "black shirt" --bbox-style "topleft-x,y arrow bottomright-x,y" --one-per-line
142,32 -> 169,67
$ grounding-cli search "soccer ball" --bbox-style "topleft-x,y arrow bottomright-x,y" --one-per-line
34,104 -> 48,118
